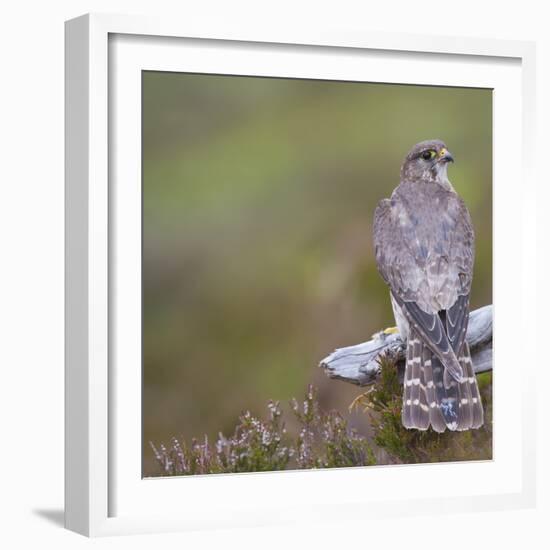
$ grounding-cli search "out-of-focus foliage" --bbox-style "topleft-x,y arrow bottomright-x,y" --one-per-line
150,386 -> 375,476
149,373 -> 490,476
143,72 -> 492,476
150,401 -> 292,475
291,385 -> 376,469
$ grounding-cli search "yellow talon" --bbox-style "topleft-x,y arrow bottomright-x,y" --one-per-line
383,326 -> 399,335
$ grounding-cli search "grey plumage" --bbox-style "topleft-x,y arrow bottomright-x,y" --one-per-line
374,140 -> 483,432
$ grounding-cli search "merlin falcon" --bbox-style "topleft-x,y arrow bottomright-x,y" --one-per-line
373,140 -> 483,432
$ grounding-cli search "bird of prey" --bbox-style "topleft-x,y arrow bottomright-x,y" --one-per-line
373,140 -> 483,432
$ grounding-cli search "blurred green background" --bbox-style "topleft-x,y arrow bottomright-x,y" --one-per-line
142,72 -> 492,476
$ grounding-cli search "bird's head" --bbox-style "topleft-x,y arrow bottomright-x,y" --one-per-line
400,139 -> 455,188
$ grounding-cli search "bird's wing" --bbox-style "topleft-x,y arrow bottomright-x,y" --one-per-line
391,292 -> 463,383
373,196 -> 428,304
445,195 -> 475,355
373,187 -> 474,380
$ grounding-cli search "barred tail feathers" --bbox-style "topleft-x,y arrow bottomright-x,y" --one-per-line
458,342 -> 484,429
456,345 -> 474,431
432,356 -> 459,431
421,349 -> 447,433
402,329 -> 429,430
403,342 -> 484,432
401,301 -> 484,432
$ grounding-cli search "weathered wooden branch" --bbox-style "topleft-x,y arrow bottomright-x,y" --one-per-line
319,304 -> 492,386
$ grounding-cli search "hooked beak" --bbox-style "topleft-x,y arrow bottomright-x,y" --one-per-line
438,147 -> 454,163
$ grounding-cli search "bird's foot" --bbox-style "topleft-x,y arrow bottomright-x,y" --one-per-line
383,326 -> 399,335
348,388 -> 375,413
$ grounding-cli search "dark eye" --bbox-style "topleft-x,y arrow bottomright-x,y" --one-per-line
421,150 -> 436,160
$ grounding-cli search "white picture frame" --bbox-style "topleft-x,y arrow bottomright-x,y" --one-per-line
65,13 -> 537,537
